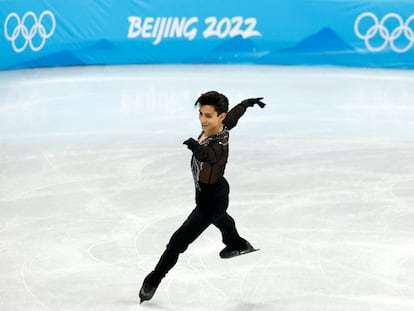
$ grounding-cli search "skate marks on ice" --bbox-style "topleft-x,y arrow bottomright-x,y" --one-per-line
0,140 -> 189,310
227,138 -> 414,310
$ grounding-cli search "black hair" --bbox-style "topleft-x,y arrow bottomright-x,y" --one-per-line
194,91 -> 229,115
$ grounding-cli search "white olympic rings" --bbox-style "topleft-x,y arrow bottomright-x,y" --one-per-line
4,11 -> 56,53
355,12 -> 414,53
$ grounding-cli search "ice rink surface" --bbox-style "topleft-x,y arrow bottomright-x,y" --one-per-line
1,65 -> 414,311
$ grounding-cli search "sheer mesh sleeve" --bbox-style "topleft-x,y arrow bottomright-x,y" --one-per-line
192,138 -> 226,164
223,104 -> 247,130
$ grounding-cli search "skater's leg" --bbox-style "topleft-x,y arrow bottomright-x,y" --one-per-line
151,207 -> 211,281
140,207 -> 212,302
210,178 -> 255,258
210,178 -> 247,249
212,211 -> 246,248
213,212 -> 258,258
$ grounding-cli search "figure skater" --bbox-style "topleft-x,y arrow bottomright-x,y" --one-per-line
139,91 -> 265,303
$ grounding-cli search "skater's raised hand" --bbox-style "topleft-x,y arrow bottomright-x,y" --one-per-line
240,97 -> 266,109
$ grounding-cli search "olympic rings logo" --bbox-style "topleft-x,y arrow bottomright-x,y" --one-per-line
355,12 -> 414,53
4,11 -> 56,53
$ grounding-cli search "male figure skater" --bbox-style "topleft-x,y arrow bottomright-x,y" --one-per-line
139,91 -> 265,303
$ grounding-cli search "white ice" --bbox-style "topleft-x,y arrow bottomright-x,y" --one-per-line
1,65 -> 414,311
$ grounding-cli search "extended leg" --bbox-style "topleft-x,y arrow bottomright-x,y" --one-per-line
140,207 -> 211,303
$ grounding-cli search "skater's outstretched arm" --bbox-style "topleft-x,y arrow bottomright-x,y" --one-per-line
223,97 -> 266,130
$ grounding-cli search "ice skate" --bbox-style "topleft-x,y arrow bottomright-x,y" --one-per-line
219,241 -> 259,259
139,273 -> 160,304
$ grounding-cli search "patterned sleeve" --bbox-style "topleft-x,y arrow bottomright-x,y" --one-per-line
223,104 -> 247,130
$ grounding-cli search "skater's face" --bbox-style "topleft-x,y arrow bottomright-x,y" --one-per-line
199,104 -> 226,135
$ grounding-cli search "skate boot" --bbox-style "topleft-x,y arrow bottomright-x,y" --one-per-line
219,241 -> 259,259
139,272 -> 161,304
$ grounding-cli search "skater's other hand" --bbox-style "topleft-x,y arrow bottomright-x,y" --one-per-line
183,138 -> 201,152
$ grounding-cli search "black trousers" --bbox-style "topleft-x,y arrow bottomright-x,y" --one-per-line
150,178 -> 246,283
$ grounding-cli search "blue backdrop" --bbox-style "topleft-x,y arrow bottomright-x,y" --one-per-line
1,0 -> 414,70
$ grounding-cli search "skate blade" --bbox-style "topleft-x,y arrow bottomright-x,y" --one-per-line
139,295 -> 151,304
222,248 -> 260,259
139,288 -> 155,304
